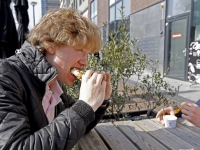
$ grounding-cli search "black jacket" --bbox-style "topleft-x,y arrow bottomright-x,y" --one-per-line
0,0 -> 19,58
0,41 -> 108,150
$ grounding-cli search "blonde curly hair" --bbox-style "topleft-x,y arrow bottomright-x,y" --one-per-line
27,8 -> 102,54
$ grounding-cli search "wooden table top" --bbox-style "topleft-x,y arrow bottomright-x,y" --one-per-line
78,118 -> 200,150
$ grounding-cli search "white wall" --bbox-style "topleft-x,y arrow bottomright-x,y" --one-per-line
28,0 -> 42,29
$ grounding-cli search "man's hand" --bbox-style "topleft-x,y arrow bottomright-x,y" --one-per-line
181,102 -> 200,127
79,70 -> 106,111
104,72 -> 112,100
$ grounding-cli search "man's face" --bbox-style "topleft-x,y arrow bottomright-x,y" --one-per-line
45,45 -> 90,86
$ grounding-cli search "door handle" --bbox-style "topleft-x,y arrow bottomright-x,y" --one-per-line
183,48 -> 186,56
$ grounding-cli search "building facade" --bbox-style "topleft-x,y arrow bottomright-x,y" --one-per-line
88,0 -> 200,83
27,0 -> 60,29
46,0 -> 60,14
60,0 -> 88,17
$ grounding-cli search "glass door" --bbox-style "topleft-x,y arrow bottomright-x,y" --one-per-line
165,15 -> 190,80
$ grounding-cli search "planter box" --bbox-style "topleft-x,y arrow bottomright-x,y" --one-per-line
101,110 -> 157,122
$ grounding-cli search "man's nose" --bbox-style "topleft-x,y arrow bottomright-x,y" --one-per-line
79,55 -> 88,66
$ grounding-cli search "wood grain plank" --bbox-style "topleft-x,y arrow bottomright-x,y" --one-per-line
177,118 -> 200,134
135,119 -> 197,150
114,121 -> 168,150
78,129 -> 108,150
95,122 -> 138,150
152,118 -> 200,149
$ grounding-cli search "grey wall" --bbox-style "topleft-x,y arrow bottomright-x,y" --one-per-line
130,1 -> 166,73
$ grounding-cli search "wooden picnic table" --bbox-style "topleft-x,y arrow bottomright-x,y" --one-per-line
77,118 -> 200,150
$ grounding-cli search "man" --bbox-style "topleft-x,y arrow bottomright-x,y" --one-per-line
0,8 -> 112,149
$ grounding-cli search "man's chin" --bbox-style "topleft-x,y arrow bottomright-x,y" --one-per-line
67,84 -> 74,87
65,79 -> 76,86
65,82 -> 73,86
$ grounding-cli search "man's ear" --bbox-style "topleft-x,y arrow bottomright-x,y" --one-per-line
46,47 -> 55,54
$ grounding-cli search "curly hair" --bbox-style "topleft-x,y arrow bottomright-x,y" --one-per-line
27,8 -> 102,54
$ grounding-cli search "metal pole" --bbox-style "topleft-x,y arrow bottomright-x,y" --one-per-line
30,1 -> 37,27
33,5 -> 35,26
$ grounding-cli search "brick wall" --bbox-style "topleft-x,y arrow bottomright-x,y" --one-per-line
88,0 -> 92,19
131,0 -> 162,14
97,0 -> 109,28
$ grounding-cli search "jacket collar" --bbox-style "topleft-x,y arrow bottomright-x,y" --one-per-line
16,41 -> 58,84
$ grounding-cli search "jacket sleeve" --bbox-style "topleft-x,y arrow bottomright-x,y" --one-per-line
85,103 -> 110,134
0,69 -> 95,150
60,91 -> 109,134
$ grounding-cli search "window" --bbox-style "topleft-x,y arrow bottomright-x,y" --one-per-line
67,0 -> 70,6
110,0 -> 115,6
109,0 -> 130,37
75,0 -> 77,9
116,1 -> 122,20
109,0 -> 130,23
167,0 -> 191,18
72,1 -> 74,8
91,0 -> 97,24
109,6 -> 115,23
123,0 -> 130,17
191,0 -> 200,42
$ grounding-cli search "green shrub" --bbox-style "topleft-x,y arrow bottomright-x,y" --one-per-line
64,7 -> 180,120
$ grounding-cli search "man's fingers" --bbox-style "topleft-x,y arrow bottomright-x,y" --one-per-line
90,72 -> 99,82
102,80 -> 107,88
96,73 -> 104,85
105,72 -> 111,81
100,71 -> 106,81
82,70 -> 93,80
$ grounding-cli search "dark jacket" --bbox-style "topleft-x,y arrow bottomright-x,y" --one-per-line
0,41 -> 108,150
0,0 -> 19,58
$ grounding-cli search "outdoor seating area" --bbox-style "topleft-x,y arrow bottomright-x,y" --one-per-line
2,1 -> 200,149
77,118 -> 200,150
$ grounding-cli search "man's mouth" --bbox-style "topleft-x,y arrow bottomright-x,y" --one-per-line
71,68 -> 85,80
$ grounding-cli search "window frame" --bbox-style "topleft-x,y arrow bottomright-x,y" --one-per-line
109,0 -> 130,23
90,0 -> 98,24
